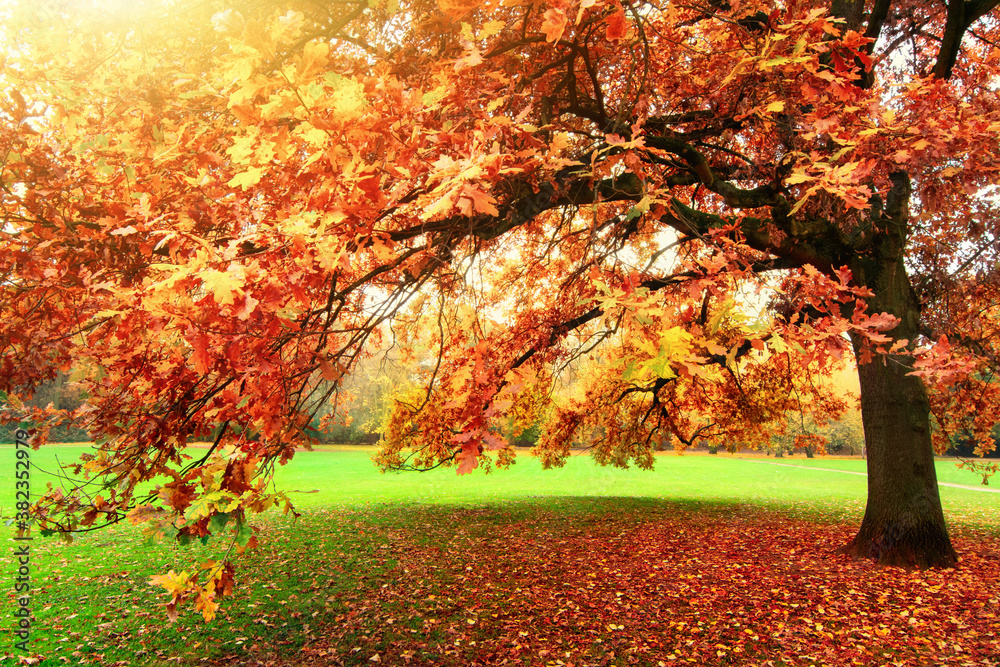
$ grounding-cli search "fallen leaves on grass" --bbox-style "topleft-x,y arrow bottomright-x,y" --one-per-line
287,502 -> 1000,667
9,501 -> 999,666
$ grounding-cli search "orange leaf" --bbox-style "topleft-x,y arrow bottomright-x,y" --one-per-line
438,0 -> 481,19
605,8 -> 627,41
195,590 -> 220,622
541,8 -> 568,43
468,187 -> 499,216
457,449 -> 479,475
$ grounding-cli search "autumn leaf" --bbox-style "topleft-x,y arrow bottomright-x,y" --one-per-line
194,590 -> 220,622
456,448 -> 479,475
201,269 -> 244,306
234,293 -> 259,320
605,8 -> 627,41
438,0 -> 481,19
541,8 -> 568,43
149,570 -> 190,599
466,186 -> 499,216
228,167 -> 265,189
190,332 -> 214,375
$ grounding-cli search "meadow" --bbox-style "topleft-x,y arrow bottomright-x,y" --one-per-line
1,445 -> 998,666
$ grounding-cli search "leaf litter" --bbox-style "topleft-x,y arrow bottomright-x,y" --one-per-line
266,501 -> 1000,667
6,500 -> 997,666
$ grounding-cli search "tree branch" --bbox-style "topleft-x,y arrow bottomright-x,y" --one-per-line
933,0 -> 1000,78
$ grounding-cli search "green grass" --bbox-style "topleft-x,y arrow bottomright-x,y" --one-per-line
272,447 -> 997,529
746,454 -> 995,486
1,445 -> 997,665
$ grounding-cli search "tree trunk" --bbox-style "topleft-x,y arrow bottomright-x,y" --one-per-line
838,340 -> 958,567
837,174 -> 958,567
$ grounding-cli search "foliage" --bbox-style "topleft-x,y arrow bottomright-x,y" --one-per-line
0,374 -> 89,442
0,420 -> 88,444
819,409 -> 865,456
3,0 -> 1000,609
769,407 -> 865,457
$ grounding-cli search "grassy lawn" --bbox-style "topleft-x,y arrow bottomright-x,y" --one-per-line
1,446 -> 998,666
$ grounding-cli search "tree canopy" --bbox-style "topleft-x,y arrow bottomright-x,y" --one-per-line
2,0 -> 999,617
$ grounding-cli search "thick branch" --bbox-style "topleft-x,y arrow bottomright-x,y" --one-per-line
864,0 -> 894,47
933,0 -> 1000,78
662,199 -> 839,274
830,0 -> 866,32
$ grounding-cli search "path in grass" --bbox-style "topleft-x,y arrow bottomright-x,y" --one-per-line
743,458 -> 1000,493
1,447 -> 998,666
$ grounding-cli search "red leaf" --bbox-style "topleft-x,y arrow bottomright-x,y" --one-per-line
605,8 -> 627,41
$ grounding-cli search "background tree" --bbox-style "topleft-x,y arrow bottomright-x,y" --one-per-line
3,0 -> 1000,614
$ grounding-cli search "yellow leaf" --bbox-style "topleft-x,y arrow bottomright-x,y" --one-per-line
575,0 -> 598,23
227,133 -> 257,163
212,9 -> 244,35
705,341 -> 726,356
298,40 -> 329,78
454,44 -> 484,70
202,269 -> 244,306
764,100 -> 785,113
228,167 -> 265,189
549,132 -> 571,153
327,74 -> 368,121
719,56 -> 750,89
424,189 -> 458,219
235,59 -> 254,82
487,97 -> 507,112
706,299 -> 734,335
479,20 -> 506,39
150,570 -> 190,598
241,20 -> 272,54
371,237 -> 395,263
659,326 -> 692,358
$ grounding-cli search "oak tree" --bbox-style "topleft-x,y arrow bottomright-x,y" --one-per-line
3,0 -> 1000,614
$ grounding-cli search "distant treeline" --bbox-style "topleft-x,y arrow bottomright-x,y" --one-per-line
0,422 -> 90,444
0,412 -> 1000,459
947,434 -> 1000,459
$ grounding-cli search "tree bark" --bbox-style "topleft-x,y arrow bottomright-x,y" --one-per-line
839,336 -> 958,567
837,173 -> 958,567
